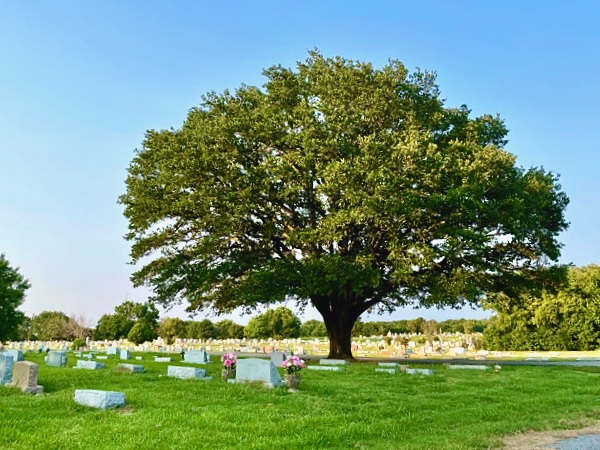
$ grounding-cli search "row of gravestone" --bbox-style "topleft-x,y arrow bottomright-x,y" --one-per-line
0,354 -> 44,393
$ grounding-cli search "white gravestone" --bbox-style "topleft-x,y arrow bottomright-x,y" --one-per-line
229,358 -> 284,388
120,350 -> 131,360
375,368 -> 397,374
183,350 -> 209,364
74,390 -> 125,409
106,346 -> 118,355
154,357 -> 172,362
45,351 -> 67,367
74,360 -> 105,370
319,359 -> 349,365
6,349 -> 24,362
307,365 -> 343,372
447,365 -> 490,370
270,351 -> 287,367
117,363 -> 144,373
0,354 -> 14,384
405,368 -> 434,375
167,366 -> 211,380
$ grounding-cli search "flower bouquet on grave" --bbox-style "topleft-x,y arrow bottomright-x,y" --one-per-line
221,352 -> 236,380
281,355 -> 306,390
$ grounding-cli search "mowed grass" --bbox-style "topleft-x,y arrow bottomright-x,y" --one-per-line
2,354 -> 600,449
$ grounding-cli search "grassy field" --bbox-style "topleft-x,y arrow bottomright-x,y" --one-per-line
2,353 -> 600,449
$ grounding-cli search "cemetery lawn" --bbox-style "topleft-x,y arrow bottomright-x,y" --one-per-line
3,354 -> 600,449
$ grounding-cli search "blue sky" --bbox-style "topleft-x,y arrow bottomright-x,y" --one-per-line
1,1 -> 598,324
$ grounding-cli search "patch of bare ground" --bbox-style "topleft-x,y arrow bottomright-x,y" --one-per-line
502,419 -> 600,449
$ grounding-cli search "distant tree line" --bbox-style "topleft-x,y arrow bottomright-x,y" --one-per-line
484,265 -> 600,351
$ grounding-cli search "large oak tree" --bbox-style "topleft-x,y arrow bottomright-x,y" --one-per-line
120,52 -> 569,359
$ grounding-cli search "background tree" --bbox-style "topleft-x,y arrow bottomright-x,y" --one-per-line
0,254 -> 29,342
422,319 -> 439,337
127,322 -> 155,345
30,311 -> 69,340
120,52 -> 569,359
93,300 -> 159,340
244,307 -> 301,339
185,319 -> 218,340
485,265 -> 600,351
158,317 -> 187,344
301,319 -> 327,337
215,319 -> 245,339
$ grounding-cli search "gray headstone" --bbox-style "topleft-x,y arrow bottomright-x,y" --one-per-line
270,351 -> 287,367
10,361 -> 43,394
117,363 -> 144,373
120,350 -> 131,360
74,360 -> 105,370
106,346 -> 118,355
74,390 -> 125,409
167,365 -> 210,380
231,358 -> 283,387
405,368 -> 434,375
45,351 -> 67,367
375,368 -> 397,374
6,349 -> 24,362
154,357 -> 172,362
447,365 -> 490,370
378,362 -> 400,367
183,350 -> 209,364
0,354 -> 14,384
319,359 -> 349,365
307,365 -> 342,372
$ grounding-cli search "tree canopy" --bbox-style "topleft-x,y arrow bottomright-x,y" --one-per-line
485,265 -> 600,351
0,254 -> 30,342
244,307 -> 301,339
120,52 -> 569,358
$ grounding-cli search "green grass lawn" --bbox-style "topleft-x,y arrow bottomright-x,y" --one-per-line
2,353 -> 600,450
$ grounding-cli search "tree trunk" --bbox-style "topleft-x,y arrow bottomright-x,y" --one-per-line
322,310 -> 357,360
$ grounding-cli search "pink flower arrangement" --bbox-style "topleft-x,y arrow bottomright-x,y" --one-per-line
221,352 -> 237,371
281,355 -> 306,374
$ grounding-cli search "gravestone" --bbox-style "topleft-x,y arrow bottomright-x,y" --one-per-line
319,359 -> 349,365
74,360 -> 105,370
405,368 -> 434,375
270,351 -> 287,367
0,354 -> 14,384
120,350 -> 131,360
375,368 -> 397,374
307,365 -> 342,372
229,358 -> 284,388
117,363 -> 144,373
6,349 -> 24,362
106,346 -> 118,355
74,390 -> 125,409
135,356 -> 143,361
378,362 -> 400,368
10,361 -> 43,393
154,357 -> 172,362
167,366 -> 211,380
183,350 -> 209,364
96,356 -> 108,360
447,365 -> 490,370
45,351 -> 67,367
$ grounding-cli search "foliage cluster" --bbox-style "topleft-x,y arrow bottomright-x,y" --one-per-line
0,254 -> 29,342
485,265 -> 600,351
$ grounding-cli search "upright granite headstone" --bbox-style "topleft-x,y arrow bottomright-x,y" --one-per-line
120,350 -> 131,360
74,390 -> 125,409
45,351 -> 67,367
6,349 -> 24,362
183,350 -> 209,364
0,354 -> 14,384
106,346 -> 118,355
230,358 -> 284,388
10,361 -> 43,393
270,351 -> 287,367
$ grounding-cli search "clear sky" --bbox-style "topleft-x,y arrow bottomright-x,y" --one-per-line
1,1 -> 598,325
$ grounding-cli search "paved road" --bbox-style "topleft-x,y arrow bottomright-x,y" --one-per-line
547,435 -> 600,449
